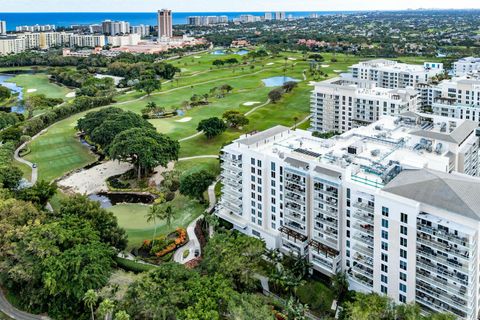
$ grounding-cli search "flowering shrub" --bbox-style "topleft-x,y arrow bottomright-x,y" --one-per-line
141,228 -> 188,258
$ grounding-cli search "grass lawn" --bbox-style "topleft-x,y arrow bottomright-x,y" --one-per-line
296,280 -> 335,317
23,116 -> 96,182
6,73 -> 72,100
108,194 -> 205,250
175,158 -> 221,176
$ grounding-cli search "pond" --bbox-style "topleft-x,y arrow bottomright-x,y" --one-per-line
88,192 -> 155,209
211,50 -> 225,55
236,50 -> 249,55
0,73 -> 25,113
262,76 -> 301,87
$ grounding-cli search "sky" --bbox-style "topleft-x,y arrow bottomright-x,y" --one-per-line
1,0 -> 480,12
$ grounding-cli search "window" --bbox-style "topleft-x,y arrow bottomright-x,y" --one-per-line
399,283 -> 406,293
400,261 -> 407,271
400,249 -> 407,259
381,285 -> 388,294
271,162 -> 276,171
381,264 -> 388,273
400,272 -> 407,282
257,160 -> 262,167
400,237 -> 407,247
382,230 -> 389,240
400,226 -> 407,236
382,207 -> 389,217
381,253 -> 388,262
382,241 -> 388,251
346,188 -> 351,199
251,158 -> 255,165
401,213 -> 408,224
399,294 -> 406,303
382,219 -> 389,228
381,274 -> 388,284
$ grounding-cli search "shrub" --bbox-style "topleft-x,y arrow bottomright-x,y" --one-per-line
165,191 -> 175,202
114,256 -> 157,273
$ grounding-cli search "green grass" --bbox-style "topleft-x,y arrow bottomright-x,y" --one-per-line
108,194 -> 205,250
14,160 -> 32,180
6,73 -> 72,100
296,280 -> 335,316
24,116 -> 96,182
114,256 -> 158,273
175,158 -> 220,176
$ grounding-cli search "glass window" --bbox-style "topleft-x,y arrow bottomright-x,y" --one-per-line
399,283 -> 406,293
382,206 -> 389,217
382,219 -> 389,228
400,261 -> 407,271
381,274 -> 388,284
401,213 -> 408,224
400,226 -> 407,235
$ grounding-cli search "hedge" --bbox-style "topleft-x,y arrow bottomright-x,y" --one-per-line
114,256 -> 158,273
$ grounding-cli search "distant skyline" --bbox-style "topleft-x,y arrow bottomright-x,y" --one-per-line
1,0 -> 480,13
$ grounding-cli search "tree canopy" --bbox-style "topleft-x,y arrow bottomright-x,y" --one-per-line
196,117 -> 227,139
179,169 -> 216,201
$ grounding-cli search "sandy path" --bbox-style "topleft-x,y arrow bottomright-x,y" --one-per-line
58,161 -> 133,195
149,161 -> 175,186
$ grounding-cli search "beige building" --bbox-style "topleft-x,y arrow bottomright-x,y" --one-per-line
157,9 -> 173,38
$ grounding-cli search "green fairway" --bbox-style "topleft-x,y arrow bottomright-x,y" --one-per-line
108,194 -> 205,250
23,116 -> 97,182
6,73 -> 72,100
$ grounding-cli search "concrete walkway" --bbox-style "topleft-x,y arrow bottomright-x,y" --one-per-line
13,128 -> 50,184
173,180 -> 219,264
0,289 -> 50,320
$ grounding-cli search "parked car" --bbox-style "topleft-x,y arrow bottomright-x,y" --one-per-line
194,249 -> 200,257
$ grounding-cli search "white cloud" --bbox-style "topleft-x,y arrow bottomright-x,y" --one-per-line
1,0 -> 479,12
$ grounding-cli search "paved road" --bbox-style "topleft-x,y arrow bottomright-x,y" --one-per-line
0,289 -> 50,320
13,128 -> 49,184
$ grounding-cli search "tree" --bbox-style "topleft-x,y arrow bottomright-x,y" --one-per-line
16,180 -> 57,207
196,117 -> 227,139
135,79 -> 161,96
283,81 -> 298,93
293,116 -> 299,130
108,127 -> 179,180
222,110 -> 249,128
220,84 -> 233,94
58,195 -> 127,250
268,88 -> 283,103
0,166 -> 23,190
114,311 -> 130,320
83,289 -> 98,320
284,297 -> 309,320
212,59 -> 225,68
145,204 -> 164,241
331,272 -> 348,301
77,107 -> 124,137
179,170 -> 215,201
99,299 -> 115,320
0,85 -> 11,101
201,231 -> 265,290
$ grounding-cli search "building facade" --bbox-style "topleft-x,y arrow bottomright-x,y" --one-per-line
310,77 -> 419,133
0,21 -> 6,36
348,59 -> 444,89
216,112 -> 480,319
157,9 -> 173,38
101,20 -> 130,35
454,57 -> 480,77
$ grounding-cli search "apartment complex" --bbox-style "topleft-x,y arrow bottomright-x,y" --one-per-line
101,20 -> 130,35
130,25 -> 150,37
216,112 -> 480,319
0,21 -> 6,36
348,59 -> 444,89
310,77 -> 419,133
157,9 -> 173,38
188,15 -> 228,26
426,75 -> 480,122
454,57 -> 480,77
15,24 -> 55,32
107,34 -> 141,47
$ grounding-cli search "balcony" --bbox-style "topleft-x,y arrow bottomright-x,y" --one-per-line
416,280 -> 470,311
280,226 -> 308,243
352,201 -> 374,213
416,259 -> 469,286
352,211 -> 374,224
352,222 -> 374,236
417,224 -> 471,248
352,243 -> 373,257
353,252 -> 373,267
416,246 -> 471,274
415,293 -> 468,320
417,236 -> 471,261
416,272 -> 471,298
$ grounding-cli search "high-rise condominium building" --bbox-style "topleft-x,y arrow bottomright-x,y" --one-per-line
101,20 -> 130,35
310,77 -> 419,133
275,12 -> 286,20
216,112 -> 480,319
188,16 -> 228,26
264,13 -> 273,21
157,9 -> 173,38
454,57 -> 480,77
131,25 -> 150,37
348,59 -> 444,89
0,21 -> 7,35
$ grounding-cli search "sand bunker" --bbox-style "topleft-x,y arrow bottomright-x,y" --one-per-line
266,62 -> 275,66
321,64 -> 330,68
27,89 -> 37,93
66,92 -> 76,98
243,101 -> 261,106
334,70 -> 343,73
58,161 -> 133,195
175,117 -> 192,123
194,56 -> 201,58
288,57 -> 297,61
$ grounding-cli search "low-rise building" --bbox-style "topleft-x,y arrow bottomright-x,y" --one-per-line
216,112 -> 480,319
454,57 -> 480,77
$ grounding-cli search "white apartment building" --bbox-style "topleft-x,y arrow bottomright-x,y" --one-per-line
454,57 -> 480,77
349,59 -> 444,89
15,24 -> 55,32
101,20 -> 130,35
0,36 -> 26,55
216,112 -> 480,319
0,21 -> 6,36
188,16 -> 228,26
310,77 -> 419,133
427,76 -> 480,122
70,34 -> 106,48
130,25 -> 150,37
107,34 -> 141,47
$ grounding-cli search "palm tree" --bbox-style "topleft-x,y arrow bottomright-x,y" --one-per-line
114,310 -> 130,320
146,205 -> 164,241
98,298 -> 115,320
331,272 -> 349,301
83,289 -> 98,320
158,205 -> 175,228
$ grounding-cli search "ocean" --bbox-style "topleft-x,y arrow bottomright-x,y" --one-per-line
0,12 -> 352,30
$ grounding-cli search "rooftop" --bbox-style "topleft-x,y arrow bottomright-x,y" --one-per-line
227,112 -> 477,188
